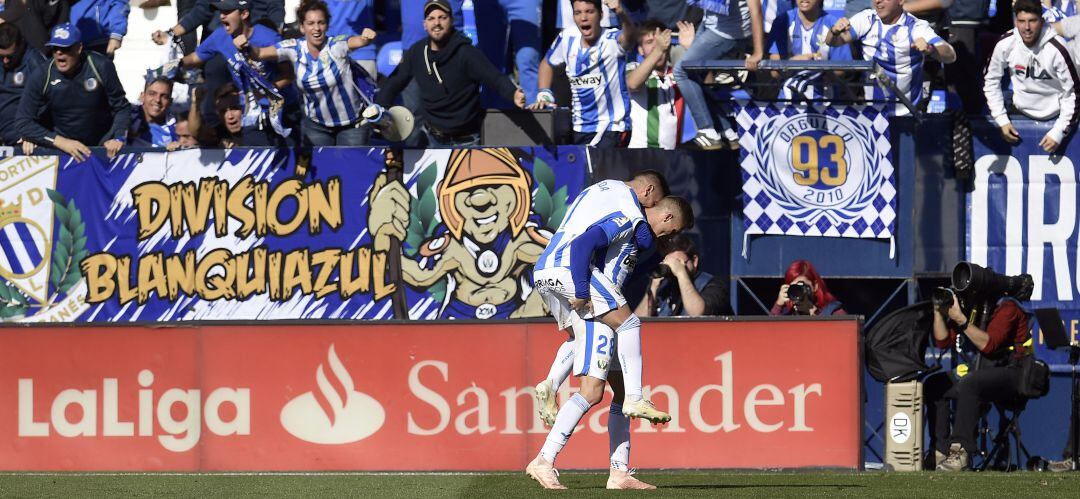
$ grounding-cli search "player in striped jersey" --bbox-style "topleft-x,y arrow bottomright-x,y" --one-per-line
626,20 -> 694,149
236,0 -> 376,146
825,0 -> 955,116
531,0 -> 635,147
533,171 -> 667,424
527,177 -> 694,490
768,0 -> 851,100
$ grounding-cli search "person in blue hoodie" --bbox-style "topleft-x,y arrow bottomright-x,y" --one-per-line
70,0 -> 129,56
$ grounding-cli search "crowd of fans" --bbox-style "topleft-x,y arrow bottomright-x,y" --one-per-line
0,0 -> 1075,154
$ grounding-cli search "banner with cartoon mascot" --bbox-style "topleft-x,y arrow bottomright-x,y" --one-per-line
735,103 -> 897,256
0,148 -> 587,322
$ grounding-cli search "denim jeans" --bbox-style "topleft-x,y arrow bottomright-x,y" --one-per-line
475,0 -> 541,103
673,26 -> 745,133
302,115 -> 370,147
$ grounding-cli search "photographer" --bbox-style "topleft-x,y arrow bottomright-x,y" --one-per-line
770,260 -> 845,316
927,266 -> 1034,471
635,234 -> 731,317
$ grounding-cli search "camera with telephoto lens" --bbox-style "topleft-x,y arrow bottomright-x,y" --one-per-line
951,262 -> 1034,303
650,264 -> 673,279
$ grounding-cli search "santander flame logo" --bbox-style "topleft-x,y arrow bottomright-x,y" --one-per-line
280,344 -> 385,444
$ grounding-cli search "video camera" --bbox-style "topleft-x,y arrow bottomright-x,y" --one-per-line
932,262 -> 1034,316
952,262 -> 1034,303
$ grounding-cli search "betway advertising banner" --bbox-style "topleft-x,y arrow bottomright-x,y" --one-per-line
0,320 -> 861,470
968,120 -> 1080,369
0,148 -> 585,322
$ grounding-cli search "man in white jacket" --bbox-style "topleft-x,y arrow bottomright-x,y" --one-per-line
985,0 -> 1079,153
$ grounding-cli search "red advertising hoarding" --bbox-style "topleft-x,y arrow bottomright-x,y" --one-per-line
0,319 -> 861,470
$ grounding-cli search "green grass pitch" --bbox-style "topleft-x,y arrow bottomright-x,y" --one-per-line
2,471 -> 1080,498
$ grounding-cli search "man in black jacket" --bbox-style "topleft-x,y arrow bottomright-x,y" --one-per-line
0,23 -> 47,146
370,0 -> 525,147
15,23 -> 129,161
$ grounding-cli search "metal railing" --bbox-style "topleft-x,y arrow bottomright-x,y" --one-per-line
679,59 -> 921,118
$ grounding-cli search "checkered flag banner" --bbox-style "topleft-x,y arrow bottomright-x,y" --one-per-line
735,102 -> 897,258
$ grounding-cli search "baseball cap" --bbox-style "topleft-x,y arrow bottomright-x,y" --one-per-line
45,23 -> 82,48
212,0 -> 251,11
424,0 -> 452,16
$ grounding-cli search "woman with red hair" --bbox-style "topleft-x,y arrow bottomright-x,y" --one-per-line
770,259 -> 846,316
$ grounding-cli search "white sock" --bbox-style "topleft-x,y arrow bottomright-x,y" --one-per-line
546,339 -> 575,389
608,403 -> 631,471
616,315 -> 643,402
699,127 -> 720,140
540,393 -> 592,464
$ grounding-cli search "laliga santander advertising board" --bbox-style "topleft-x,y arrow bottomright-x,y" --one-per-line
0,319 -> 861,470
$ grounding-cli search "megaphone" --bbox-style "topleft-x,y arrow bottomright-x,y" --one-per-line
362,104 -> 415,142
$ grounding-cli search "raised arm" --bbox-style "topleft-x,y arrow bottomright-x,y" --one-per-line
347,29 -> 378,50
626,28 -> 671,90
606,0 -> 636,50
233,33 -> 279,61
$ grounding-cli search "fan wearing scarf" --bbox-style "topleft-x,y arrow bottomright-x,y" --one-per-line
179,0 -> 299,146
236,0 -> 377,146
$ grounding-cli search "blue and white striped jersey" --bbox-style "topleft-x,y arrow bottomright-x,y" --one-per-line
536,180 -> 646,289
769,8 -> 852,99
848,9 -> 943,116
545,28 -> 630,137
276,36 -> 365,127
